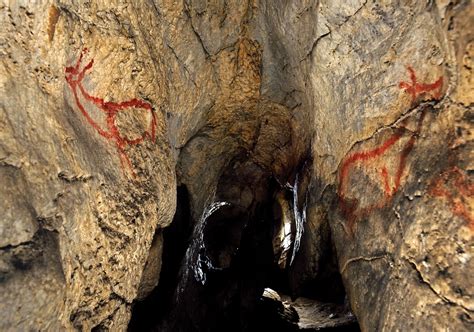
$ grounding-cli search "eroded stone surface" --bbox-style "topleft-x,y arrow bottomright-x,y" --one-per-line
1,0 -> 472,330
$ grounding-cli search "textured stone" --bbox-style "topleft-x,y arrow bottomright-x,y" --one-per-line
1,0 -> 472,330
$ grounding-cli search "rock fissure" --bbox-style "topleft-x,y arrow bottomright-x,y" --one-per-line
340,254 -> 391,275
406,257 -> 474,313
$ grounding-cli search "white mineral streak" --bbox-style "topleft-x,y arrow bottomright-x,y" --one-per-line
289,173 -> 307,265
178,200 -> 230,299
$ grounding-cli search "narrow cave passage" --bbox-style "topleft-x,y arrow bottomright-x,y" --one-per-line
129,178 -> 360,331
128,185 -> 193,331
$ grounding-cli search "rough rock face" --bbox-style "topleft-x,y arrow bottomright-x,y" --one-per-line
0,0 -> 472,331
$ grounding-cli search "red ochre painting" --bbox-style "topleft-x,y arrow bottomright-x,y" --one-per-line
338,67 -> 443,234
65,48 -> 157,177
429,167 -> 474,231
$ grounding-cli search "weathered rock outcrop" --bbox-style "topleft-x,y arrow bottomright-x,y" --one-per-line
1,0 -> 472,331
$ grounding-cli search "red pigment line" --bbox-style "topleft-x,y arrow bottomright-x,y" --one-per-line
338,111 -> 427,234
453,201 -> 474,231
429,167 -> 474,231
381,167 -> 391,196
65,48 -> 89,75
399,66 -> 443,102
65,48 -> 156,177
338,129 -> 404,197
67,77 -> 112,139
393,110 -> 426,192
337,128 -> 406,233
451,167 -> 474,197
337,66 -> 443,235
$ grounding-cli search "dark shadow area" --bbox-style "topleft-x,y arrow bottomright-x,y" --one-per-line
290,238 -> 347,304
128,179 -> 360,332
128,185 -> 193,331
159,185 -> 279,332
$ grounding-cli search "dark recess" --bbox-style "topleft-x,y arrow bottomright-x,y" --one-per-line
128,185 -> 193,331
128,181 -> 359,331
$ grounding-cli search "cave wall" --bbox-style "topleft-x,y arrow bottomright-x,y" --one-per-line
0,0 -> 472,330
326,2 -> 474,330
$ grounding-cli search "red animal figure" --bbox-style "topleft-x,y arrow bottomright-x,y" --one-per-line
65,48 -> 156,177
429,167 -> 474,231
338,67 -> 443,234
399,66 -> 443,102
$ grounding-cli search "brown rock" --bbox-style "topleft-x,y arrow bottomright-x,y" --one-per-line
1,0 -> 472,330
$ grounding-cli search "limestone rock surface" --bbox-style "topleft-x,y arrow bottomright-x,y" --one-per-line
0,0 -> 472,331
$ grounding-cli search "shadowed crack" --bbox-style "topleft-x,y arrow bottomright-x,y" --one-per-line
183,4 -> 211,58
333,99 -> 441,178
301,18 -> 331,62
164,42 -> 198,87
340,253 -> 391,274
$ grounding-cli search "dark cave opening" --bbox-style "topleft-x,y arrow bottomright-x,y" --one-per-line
128,185 -> 193,331
128,180 -> 359,331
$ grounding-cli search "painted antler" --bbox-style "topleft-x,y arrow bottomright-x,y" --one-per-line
338,67 -> 443,235
65,48 -> 157,177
